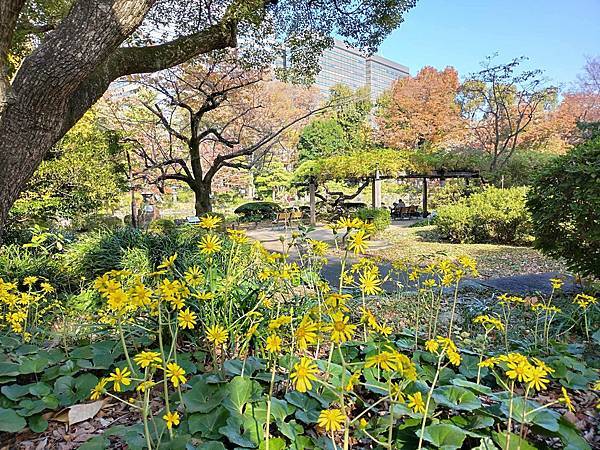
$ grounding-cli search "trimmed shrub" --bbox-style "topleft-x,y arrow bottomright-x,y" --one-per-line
435,186 -> 531,244
527,138 -> 600,277
355,207 -> 391,233
234,202 -> 281,222
148,218 -> 177,234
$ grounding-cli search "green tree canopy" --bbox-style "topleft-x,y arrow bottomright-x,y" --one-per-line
9,111 -> 126,225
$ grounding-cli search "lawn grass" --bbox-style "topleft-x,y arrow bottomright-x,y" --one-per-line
370,224 -> 567,278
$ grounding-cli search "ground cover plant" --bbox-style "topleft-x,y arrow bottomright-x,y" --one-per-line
0,217 -> 598,449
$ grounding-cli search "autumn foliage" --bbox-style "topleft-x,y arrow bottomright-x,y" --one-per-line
377,66 -> 465,149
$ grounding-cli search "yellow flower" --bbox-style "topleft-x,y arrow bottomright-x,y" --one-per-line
90,378 -> 108,400
206,324 -> 228,346
108,367 -> 132,392
134,351 -> 162,368
165,363 -> 187,387
525,365 -> 549,391
290,357 -> 319,393
345,372 -> 361,391
365,351 -> 398,372
318,409 -> 346,432
407,392 -> 426,414
107,289 -> 129,312
194,291 -> 215,301
178,308 -> 197,330
40,282 -> 54,294
479,357 -> 497,368
23,276 -> 38,286
325,293 -> 351,311
199,214 -> 222,230
549,278 -> 564,290
158,254 -> 177,270
325,312 -> 356,343
227,228 -> 249,244
308,239 -> 329,256
184,266 -> 204,286
163,411 -> 180,429
295,317 -> 319,350
425,339 -> 439,353
337,217 -> 361,230
348,230 -> 369,255
447,349 -> 461,366
559,387 -> 575,412
505,361 -> 531,383
358,271 -> 382,295
376,322 -> 393,336
473,314 -> 505,332
266,334 -> 282,353
269,315 -> 292,330
136,380 -> 155,392
198,234 -> 223,256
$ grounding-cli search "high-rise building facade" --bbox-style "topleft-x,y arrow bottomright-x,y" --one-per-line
313,40 -> 409,99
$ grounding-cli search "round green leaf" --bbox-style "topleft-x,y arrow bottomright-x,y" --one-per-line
0,407 -> 27,432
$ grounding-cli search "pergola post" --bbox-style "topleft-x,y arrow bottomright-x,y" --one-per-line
422,177 -> 428,218
309,176 -> 316,226
371,169 -> 382,208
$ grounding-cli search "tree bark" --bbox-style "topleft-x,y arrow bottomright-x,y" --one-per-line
0,0 -> 237,239
194,182 -> 212,216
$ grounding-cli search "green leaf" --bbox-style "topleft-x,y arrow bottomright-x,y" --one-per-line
0,407 -> 27,432
258,437 -> 286,450
285,391 -> 321,424
471,437 -> 498,449
197,443 -> 227,450
28,382 -> 52,397
28,414 -> 49,433
218,416 -> 257,448
78,436 -> 109,450
419,423 -> 467,450
188,407 -> 229,439
500,397 -> 559,432
492,431 -> 537,450
459,355 -> 483,379
1,384 -> 30,401
557,416 -> 591,450
225,376 -> 260,414
433,386 -> 482,411
0,362 -> 20,377
183,375 -> 228,414
451,378 -> 492,395
19,355 -> 50,374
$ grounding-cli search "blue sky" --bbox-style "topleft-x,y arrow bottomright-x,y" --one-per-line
377,0 -> 600,87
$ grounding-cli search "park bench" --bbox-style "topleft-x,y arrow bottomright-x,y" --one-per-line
289,210 -> 304,224
391,205 -> 420,220
272,211 -> 291,228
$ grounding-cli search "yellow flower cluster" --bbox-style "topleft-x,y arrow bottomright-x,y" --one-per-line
473,314 -> 505,332
424,336 -> 461,366
574,293 -> 597,310
479,353 -> 555,392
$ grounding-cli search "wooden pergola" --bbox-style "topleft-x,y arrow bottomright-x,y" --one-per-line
305,169 -> 482,225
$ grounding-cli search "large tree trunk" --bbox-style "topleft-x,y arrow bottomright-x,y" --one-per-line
194,182 -> 212,216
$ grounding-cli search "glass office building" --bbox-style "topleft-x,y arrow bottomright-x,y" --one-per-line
313,40 -> 409,100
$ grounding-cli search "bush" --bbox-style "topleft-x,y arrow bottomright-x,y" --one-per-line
527,138 -> 600,277
435,186 -> 531,244
234,201 -> 281,222
430,182 -> 482,209
147,218 -> 177,234
355,207 -> 391,233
